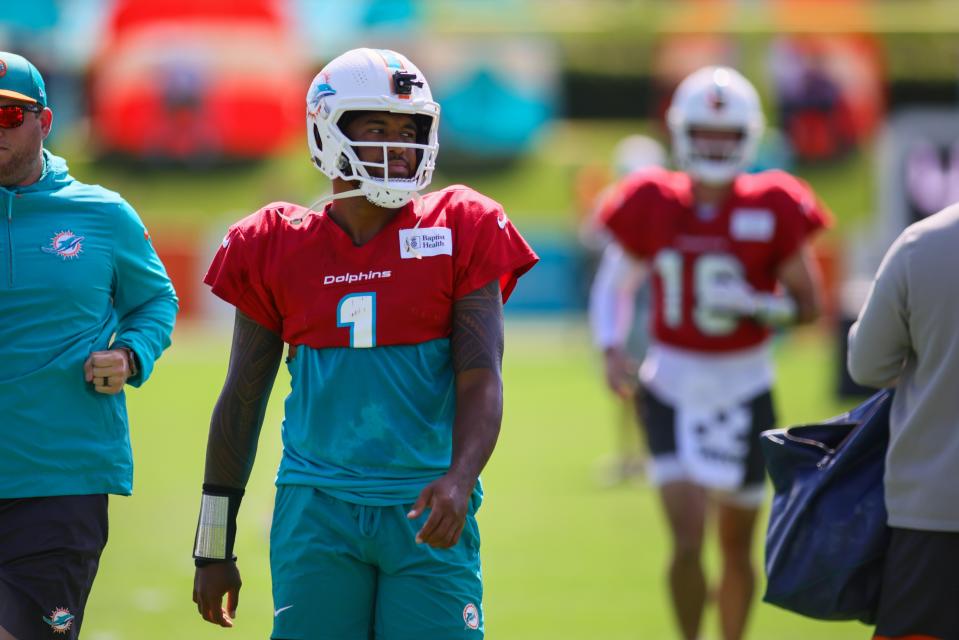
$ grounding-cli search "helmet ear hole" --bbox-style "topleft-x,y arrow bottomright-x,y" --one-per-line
337,154 -> 351,174
312,123 -> 323,151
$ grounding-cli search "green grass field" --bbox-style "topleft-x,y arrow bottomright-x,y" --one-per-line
81,321 -> 869,640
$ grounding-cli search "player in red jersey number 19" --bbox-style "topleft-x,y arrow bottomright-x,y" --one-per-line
589,66 -> 832,640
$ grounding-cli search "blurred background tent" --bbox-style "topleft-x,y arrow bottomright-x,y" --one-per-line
88,0 -> 308,163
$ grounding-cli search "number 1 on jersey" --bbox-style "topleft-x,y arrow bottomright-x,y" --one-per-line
337,293 -> 376,348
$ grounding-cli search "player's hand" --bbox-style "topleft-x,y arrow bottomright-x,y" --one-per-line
193,562 -> 242,627
83,349 -> 132,395
603,346 -> 639,398
407,473 -> 473,549
698,276 -> 758,318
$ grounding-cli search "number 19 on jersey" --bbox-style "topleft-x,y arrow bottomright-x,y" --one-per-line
655,250 -> 744,336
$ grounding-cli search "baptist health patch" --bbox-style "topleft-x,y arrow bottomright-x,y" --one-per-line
399,226 -> 452,259
730,208 -> 775,242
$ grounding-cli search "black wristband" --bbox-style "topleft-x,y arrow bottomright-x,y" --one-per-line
194,554 -> 238,568
193,484 -> 244,565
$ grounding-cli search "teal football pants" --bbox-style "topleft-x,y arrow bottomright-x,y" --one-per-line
270,485 -> 484,640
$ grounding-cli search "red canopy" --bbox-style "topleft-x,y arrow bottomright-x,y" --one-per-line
107,0 -> 286,32
90,0 -> 308,160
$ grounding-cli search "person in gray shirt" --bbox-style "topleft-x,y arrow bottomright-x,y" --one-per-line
847,202 -> 959,639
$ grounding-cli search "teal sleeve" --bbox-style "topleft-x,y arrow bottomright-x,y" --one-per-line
110,202 -> 179,386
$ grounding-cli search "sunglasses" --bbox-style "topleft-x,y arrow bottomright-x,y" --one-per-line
0,104 -> 43,129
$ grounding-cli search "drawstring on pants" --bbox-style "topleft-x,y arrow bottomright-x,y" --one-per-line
352,504 -> 381,538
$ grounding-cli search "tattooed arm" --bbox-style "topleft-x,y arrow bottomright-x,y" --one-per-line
408,280 -> 504,549
448,280 -> 505,488
193,309 -> 284,627
203,309 -> 285,487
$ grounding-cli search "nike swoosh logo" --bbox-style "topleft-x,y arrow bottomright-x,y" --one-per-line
497,216 -> 508,229
274,605 -> 294,617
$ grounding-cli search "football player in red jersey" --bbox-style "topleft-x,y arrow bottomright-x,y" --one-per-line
190,48 -> 537,639
589,66 -> 831,640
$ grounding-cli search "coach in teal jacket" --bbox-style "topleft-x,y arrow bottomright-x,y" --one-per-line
0,148 -> 177,497
0,51 -> 177,638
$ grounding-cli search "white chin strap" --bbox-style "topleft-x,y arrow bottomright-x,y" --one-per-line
276,188 -> 364,226
276,185 -> 419,226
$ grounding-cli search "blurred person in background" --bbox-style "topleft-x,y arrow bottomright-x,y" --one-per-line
0,52 -> 178,640
847,203 -> 959,640
589,66 -> 830,640
586,134 -> 666,485
190,48 -> 537,639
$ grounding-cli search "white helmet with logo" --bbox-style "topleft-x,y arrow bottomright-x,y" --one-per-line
666,66 -> 764,184
306,48 -> 440,208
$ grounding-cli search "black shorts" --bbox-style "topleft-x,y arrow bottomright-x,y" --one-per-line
637,385 -> 775,492
874,527 -> 959,640
0,495 -> 109,640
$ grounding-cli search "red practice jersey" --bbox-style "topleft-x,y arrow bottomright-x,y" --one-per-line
205,185 -> 538,349
599,168 -> 831,352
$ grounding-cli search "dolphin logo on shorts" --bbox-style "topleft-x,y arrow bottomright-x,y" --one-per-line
43,607 -> 75,633
463,603 -> 480,630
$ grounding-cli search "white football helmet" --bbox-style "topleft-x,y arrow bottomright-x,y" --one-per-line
667,66 -> 764,184
306,48 -> 440,208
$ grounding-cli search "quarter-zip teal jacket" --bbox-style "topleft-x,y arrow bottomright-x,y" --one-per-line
0,150 -> 178,498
